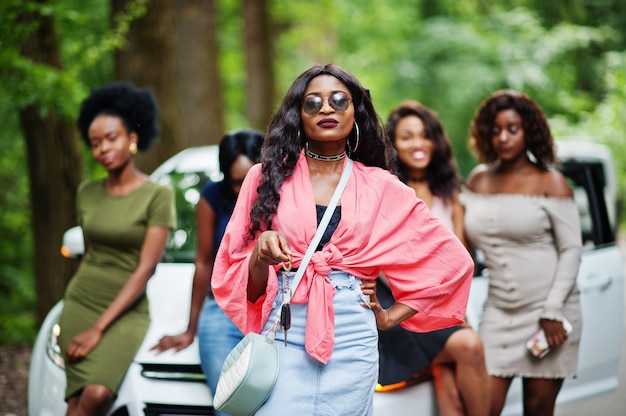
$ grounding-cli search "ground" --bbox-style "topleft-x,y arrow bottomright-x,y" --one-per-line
0,344 -> 30,416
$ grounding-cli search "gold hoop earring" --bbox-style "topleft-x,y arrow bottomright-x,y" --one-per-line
129,142 -> 138,155
348,122 -> 360,153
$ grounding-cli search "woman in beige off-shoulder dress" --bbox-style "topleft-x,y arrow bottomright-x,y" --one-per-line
461,90 -> 582,416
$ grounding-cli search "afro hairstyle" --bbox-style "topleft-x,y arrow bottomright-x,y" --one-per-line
76,82 -> 160,151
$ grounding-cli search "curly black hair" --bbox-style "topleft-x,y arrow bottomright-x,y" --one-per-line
247,64 -> 394,239
386,100 -> 461,203
469,90 -> 555,169
76,82 -> 160,151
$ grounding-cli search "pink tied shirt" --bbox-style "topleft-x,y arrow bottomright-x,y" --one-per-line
212,152 -> 474,364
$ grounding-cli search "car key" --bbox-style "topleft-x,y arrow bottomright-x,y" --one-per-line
280,303 -> 291,347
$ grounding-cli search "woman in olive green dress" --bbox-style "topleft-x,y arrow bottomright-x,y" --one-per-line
58,83 -> 176,416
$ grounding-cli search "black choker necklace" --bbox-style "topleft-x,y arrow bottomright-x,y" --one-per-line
408,176 -> 428,183
305,142 -> 346,162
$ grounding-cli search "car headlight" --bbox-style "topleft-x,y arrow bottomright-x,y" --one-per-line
375,369 -> 432,393
47,321 -> 65,369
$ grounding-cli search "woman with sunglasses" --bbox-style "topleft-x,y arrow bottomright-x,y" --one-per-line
211,64 -> 474,414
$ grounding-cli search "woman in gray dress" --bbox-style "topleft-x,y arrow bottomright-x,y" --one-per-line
462,90 -> 582,416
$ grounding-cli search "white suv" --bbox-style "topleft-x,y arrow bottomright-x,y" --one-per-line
29,141 -> 623,415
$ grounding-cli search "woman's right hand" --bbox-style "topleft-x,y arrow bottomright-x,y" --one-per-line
252,230 -> 293,267
247,231 -> 292,301
540,318 -> 569,349
150,331 -> 194,353
65,326 -> 103,364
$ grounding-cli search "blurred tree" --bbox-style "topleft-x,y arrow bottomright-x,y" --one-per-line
17,0 -> 83,325
0,94 -> 34,342
550,50 -> 626,227
113,0 -> 224,174
3,0 -> 626,343
175,0 -> 224,148
0,0 -> 147,329
243,0 -> 275,131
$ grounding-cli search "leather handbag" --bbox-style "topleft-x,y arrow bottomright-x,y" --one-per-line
213,158 -> 353,416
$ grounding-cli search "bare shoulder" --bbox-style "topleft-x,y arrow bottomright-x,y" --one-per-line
464,164 -> 490,192
541,169 -> 573,198
450,189 -> 462,205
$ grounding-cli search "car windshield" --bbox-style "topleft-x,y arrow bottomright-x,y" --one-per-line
158,170 -> 216,263
560,160 -> 614,247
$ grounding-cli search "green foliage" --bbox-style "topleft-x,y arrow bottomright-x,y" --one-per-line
218,0 -> 248,130
0,265 -> 36,344
0,2 -> 36,342
0,94 -> 35,345
269,1 -> 620,177
407,8 -> 615,175
267,0 -> 626,231
0,0 -> 148,345
3,0 -> 626,345
550,50 -> 626,227
0,0 -> 148,120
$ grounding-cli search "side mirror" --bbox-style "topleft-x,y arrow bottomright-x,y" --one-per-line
60,226 -> 84,259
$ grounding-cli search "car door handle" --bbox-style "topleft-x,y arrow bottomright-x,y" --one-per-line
580,276 -> 613,292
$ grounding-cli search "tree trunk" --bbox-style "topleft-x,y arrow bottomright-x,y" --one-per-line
243,0 -> 275,132
113,0 -> 223,174
19,4 -> 83,324
113,0 -> 179,173
174,0 -> 223,147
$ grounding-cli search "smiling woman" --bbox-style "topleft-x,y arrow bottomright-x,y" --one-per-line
379,100 -> 489,416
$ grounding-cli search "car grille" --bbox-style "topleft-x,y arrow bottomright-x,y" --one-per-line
143,403 -> 213,415
140,363 -> 206,382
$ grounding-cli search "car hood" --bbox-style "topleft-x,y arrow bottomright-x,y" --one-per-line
135,262 -> 201,365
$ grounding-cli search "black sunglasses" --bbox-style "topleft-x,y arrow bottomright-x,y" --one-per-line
302,92 -> 352,115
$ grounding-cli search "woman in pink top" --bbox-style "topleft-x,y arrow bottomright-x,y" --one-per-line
377,101 -> 489,416
211,65 -> 474,415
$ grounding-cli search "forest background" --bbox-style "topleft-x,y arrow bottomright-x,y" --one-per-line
1,0 -> 626,345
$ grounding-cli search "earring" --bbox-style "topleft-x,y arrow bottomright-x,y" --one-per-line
348,122 -> 360,153
129,142 -> 138,155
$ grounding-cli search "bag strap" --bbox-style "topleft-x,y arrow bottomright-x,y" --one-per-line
284,157 -> 353,303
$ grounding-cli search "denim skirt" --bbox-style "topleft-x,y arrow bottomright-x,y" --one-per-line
256,270 -> 379,416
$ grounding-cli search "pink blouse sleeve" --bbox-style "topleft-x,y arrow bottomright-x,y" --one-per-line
342,169 -> 473,332
382,199 -> 474,332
